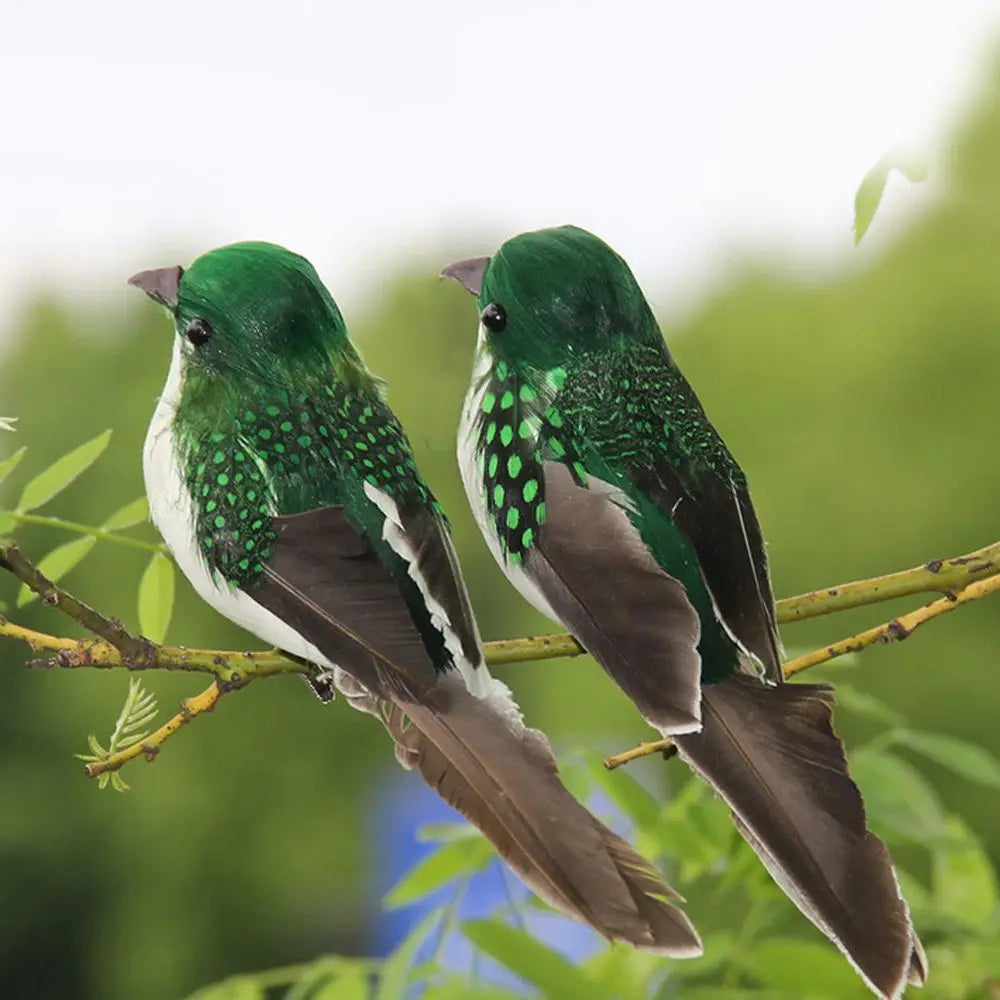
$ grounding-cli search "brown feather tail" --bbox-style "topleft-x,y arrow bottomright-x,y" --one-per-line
383,675 -> 702,956
674,675 -> 925,998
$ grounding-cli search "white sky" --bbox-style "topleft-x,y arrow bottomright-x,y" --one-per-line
0,1 -> 996,342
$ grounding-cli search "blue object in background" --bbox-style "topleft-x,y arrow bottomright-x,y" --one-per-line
368,766 -> 630,992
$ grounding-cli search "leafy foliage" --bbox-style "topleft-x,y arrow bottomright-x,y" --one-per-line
76,677 -> 159,791
3,70 -> 1000,999
0,434 -> 175,776
853,148 -> 928,243
177,684 -> 1000,998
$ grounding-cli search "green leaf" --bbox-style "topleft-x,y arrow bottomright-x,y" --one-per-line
422,978 -> 522,1000
655,778 -> 735,881
384,836 -> 492,908
0,445 -> 27,488
894,729 -> 1000,789
16,535 -> 97,607
283,958 -> 371,1000
416,820 -> 481,844
854,149 -> 927,245
587,755 -> 661,831
894,868 -> 932,921
932,817 -> 999,929
307,968 -> 369,1000
924,938 -> 1000,996
376,907 -> 443,1000
15,430 -> 112,512
462,919 -> 595,999
833,684 -> 904,727
682,990 -> 806,1000
138,552 -> 174,643
102,495 -> 150,531
582,942 -> 671,1000
740,938 -> 870,997
184,975 -> 264,999
666,932 -> 738,982
850,748 -> 951,845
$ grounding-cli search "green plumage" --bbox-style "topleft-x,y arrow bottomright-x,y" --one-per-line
182,383 -> 433,588
162,242 -> 448,666
470,227 -> 746,681
448,225 -> 925,996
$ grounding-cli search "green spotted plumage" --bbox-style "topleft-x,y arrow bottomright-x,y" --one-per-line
134,240 -> 703,956
182,383 -> 434,578
447,225 -> 925,999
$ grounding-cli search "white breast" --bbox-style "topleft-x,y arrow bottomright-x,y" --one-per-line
143,336 -> 521,724
142,337 -> 334,669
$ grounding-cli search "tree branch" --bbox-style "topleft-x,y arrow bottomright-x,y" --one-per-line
603,571 -> 1000,770
4,534 -> 1000,783
775,540 -> 1000,623
83,680 -> 228,778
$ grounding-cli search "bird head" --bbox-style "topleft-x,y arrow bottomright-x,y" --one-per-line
442,225 -> 660,372
128,242 -> 353,391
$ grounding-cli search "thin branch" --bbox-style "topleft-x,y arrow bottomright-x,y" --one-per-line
775,540 -> 1000,623
482,633 -> 583,664
782,571 -> 1000,676
83,680 -> 228,777
4,535 -> 1000,782
3,512 -> 168,554
1,540 -> 155,663
603,572 -> 1000,770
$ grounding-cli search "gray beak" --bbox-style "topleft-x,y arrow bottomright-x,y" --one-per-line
127,266 -> 183,308
440,256 -> 490,296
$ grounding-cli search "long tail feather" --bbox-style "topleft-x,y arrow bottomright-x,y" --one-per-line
673,675 -> 925,998
385,674 -> 702,956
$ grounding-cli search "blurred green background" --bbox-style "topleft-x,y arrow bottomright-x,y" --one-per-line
3,60 -> 1000,1000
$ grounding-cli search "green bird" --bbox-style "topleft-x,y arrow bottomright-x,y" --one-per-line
444,225 -> 927,998
129,241 -> 702,954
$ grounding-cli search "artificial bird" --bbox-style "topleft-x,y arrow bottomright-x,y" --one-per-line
444,225 -> 927,998
130,240 -> 702,953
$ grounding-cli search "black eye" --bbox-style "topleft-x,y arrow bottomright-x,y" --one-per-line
185,318 -> 212,347
481,303 -> 507,332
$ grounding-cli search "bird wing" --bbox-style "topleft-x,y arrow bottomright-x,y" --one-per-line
239,495 -> 701,955
553,345 -> 782,680
246,502 -> 450,701
525,462 -> 705,734
631,451 -> 783,678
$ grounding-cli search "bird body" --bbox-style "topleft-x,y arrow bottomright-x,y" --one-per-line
446,225 -> 926,998
133,241 -> 701,955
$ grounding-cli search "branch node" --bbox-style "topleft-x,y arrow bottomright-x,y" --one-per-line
886,619 -> 910,641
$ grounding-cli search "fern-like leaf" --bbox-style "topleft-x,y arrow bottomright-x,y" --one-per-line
76,677 -> 159,792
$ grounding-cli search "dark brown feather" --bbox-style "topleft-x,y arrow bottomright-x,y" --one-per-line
389,674 -> 702,954
249,504 -> 701,953
637,464 -> 782,678
256,505 -> 439,700
529,462 -> 703,733
674,675 -> 925,998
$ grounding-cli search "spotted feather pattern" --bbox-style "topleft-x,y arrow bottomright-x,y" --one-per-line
474,361 -> 586,564
184,383 -> 436,588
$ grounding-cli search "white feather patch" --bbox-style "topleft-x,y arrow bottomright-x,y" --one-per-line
362,480 -> 524,731
143,336 -> 361,698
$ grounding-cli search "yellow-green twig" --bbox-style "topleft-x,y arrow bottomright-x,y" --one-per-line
775,540 -> 1000,623
782,571 -> 1000,676
603,571 -> 1000,770
83,680 -> 228,777
5,534 -> 1000,783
